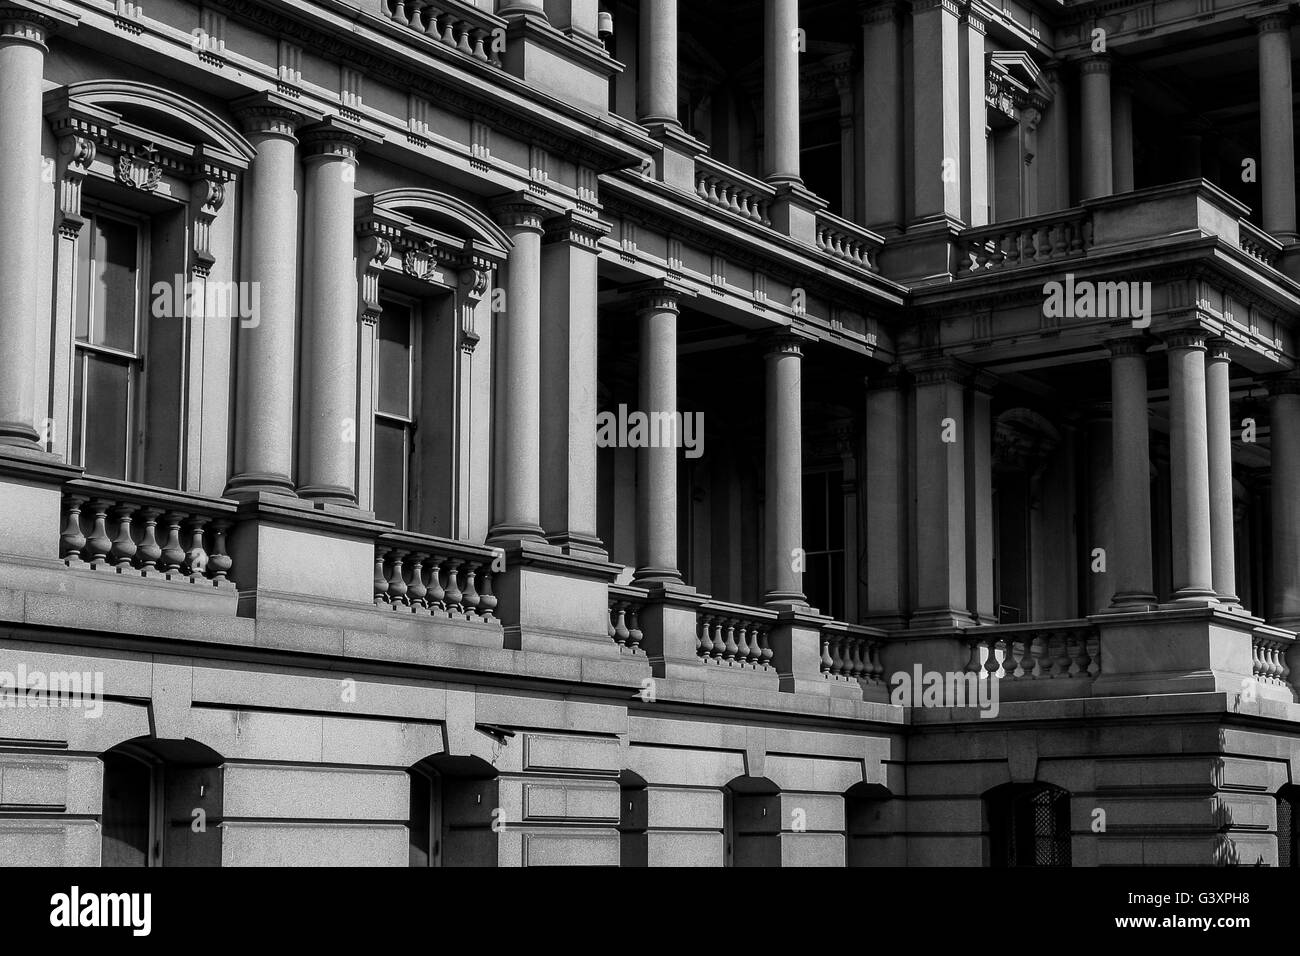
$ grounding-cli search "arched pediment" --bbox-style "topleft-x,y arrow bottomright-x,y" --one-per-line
49,80 -> 254,165
371,187 -> 512,255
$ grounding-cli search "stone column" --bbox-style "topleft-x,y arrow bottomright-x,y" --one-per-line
1258,11 -> 1297,241
1079,55 -> 1113,201
1038,61 -> 1070,214
632,284 -> 683,585
489,200 -> 548,545
764,0 -> 801,184
1086,407 -> 1116,612
962,4 -> 989,227
227,95 -> 314,498
1165,329 -> 1216,603
764,333 -> 807,607
910,0 -> 963,224
297,122 -> 365,504
864,373 -> 906,626
912,361 -> 973,626
540,212 -> 608,556
1204,338 -> 1238,606
1111,80 -> 1134,194
861,1 -> 903,232
0,10 -> 54,448
967,374 -> 995,623
637,0 -> 677,126
1106,339 -> 1157,608
1270,377 -> 1300,627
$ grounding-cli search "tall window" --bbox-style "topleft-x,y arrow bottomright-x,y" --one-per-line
73,207 -> 147,480
987,782 -> 1072,867
802,468 -> 845,619
375,296 -> 417,528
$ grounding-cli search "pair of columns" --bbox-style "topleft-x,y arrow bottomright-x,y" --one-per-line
627,285 -> 807,607
226,98 -> 366,505
638,0 -> 801,185
1104,333 -> 1237,609
489,200 -> 606,555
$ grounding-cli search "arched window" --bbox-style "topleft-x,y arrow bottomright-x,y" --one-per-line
1278,785 -> 1299,867
408,755 -> 499,867
986,782 -> 1072,867
723,776 -> 781,867
100,738 -> 224,867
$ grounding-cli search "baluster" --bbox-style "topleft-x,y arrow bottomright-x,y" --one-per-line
60,495 -> 87,566
159,511 -> 185,574
84,499 -> 113,566
407,553 -> 429,610
1046,632 -> 1066,678
387,550 -> 409,605
374,549 -> 390,605
696,172 -> 709,201
830,635 -> 845,676
820,636 -> 834,674
696,614 -> 709,657
1268,642 -> 1283,683
613,604 -> 630,646
1067,632 -> 1086,678
734,620 -> 750,664
848,639 -> 864,679
461,563 -> 481,620
720,618 -> 737,661
478,570 -> 498,621
390,0 -> 405,23
456,22 -> 473,54
1027,635 -> 1044,679
109,503 -> 138,570
471,28 -> 488,60
966,639 -> 983,673
442,16 -> 457,46
869,642 -> 885,683
758,626 -> 773,667
626,605 -> 643,651
426,555 -> 447,611
607,603 -> 617,642
423,9 -> 441,38
184,515 -> 210,578
1279,642 -> 1292,688
1086,633 -> 1101,678
983,638 -> 1000,679
443,559 -> 463,613
208,518 -> 233,583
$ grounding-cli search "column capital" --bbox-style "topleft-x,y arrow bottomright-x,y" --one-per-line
908,356 -> 974,387
0,2 -> 78,46
1105,336 -> 1150,358
232,91 -> 321,139
961,1 -> 988,32
763,329 -> 811,358
622,278 -> 695,314
541,210 -> 610,249
909,0 -> 960,15
1252,8 -> 1293,33
1161,327 -> 1209,351
1267,373 -> 1300,397
1204,337 -> 1234,363
1079,54 -> 1112,75
858,0 -> 904,23
491,193 -> 558,234
299,115 -> 381,162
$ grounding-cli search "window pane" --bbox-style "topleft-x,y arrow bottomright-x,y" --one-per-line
94,216 -> 139,352
101,753 -> 152,868
82,354 -> 130,479
378,303 -> 412,417
374,420 -> 408,528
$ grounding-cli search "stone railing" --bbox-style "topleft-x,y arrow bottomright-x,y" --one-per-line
1239,220 -> 1283,269
697,600 -> 775,670
963,620 -> 1100,681
377,0 -> 505,65
694,156 -> 775,226
374,530 -> 500,624
820,621 -> 886,685
59,478 -> 237,586
814,210 -> 882,272
955,208 -> 1093,275
608,584 -> 646,653
1252,632 -> 1293,689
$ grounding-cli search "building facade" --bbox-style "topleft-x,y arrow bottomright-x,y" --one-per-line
1,0 -> 1299,866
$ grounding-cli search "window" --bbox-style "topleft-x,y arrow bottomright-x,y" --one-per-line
802,468 -> 845,619
375,295 -> 418,528
987,782 -> 1072,867
73,207 -> 147,480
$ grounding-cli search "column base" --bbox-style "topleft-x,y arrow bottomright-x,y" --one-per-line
296,483 -> 357,506
486,522 -> 548,547
545,531 -> 607,560
763,589 -> 809,610
1166,586 -> 1220,607
632,565 -> 683,586
1103,590 -> 1160,612
0,427 -> 42,449
224,472 -> 298,499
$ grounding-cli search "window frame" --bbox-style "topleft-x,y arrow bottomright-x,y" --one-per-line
374,290 -> 421,530
72,201 -> 151,482
801,465 -> 846,620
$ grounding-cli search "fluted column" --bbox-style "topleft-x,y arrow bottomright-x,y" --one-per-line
0,10 -> 54,448
637,0 -> 677,126
489,200 -> 548,544
298,123 -> 364,504
1258,12 -> 1297,241
910,0 -> 963,224
1164,329 -> 1216,603
227,95 -> 313,497
632,285 -> 683,585
764,0 -> 801,184
764,334 -> 807,607
1270,377 -> 1300,626
1107,339 -> 1156,607
1204,338 -> 1238,606
1079,55 -> 1113,201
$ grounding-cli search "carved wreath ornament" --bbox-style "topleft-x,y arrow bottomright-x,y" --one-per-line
116,145 -> 163,192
